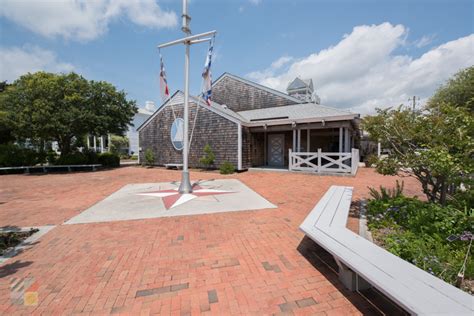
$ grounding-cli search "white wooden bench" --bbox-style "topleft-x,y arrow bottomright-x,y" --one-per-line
164,163 -> 183,170
300,186 -> 473,315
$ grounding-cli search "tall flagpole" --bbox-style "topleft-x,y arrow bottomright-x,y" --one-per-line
180,0 -> 192,193
157,0 -> 216,194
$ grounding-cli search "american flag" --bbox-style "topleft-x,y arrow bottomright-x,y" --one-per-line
159,54 -> 170,103
201,41 -> 213,105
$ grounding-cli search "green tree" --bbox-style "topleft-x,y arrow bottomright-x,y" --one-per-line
0,81 -> 15,144
362,72 -> 473,205
428,66 -> 474,112
0,72 -> 137,155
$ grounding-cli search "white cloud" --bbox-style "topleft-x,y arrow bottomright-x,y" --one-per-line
247,56 -> 293,81
413,34 -> 436,48
246,23 -> 474,114
0,46 -> 75,82
0,0 -> 178,41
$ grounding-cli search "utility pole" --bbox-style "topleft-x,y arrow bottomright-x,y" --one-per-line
158,0 -> 216,193
409,95 -> 419,112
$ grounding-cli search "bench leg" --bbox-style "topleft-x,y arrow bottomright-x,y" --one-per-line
335,259 -> 372,291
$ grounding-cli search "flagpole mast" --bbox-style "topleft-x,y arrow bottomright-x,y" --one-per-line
179,0 -> 192,193
157,1 -> 215,194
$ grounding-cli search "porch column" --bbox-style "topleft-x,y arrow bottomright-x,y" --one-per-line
93,136 -> 97,152
87,135 -> 90,149
264,130 -> 267,165
307,128 -> 310,152
100,136 -> 104,153
292,129 -> 296,151
339,127 -> 343,152
297,129 -> 301,152
108,134 -> 111,152
344,128 -> 350,152
237,124 -> 242,170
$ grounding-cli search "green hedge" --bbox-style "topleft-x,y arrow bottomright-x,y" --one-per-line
0,144 -> 120,169
98,152 -> 120,167
55,151 -> 119,167
55,150 -> 99,165
0,144 -> 39,167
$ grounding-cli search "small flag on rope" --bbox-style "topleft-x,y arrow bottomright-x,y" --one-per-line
159,53 -> 170,103
201,40 -> 213,106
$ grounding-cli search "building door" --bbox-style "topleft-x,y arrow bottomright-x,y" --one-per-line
267,134 -> 285,167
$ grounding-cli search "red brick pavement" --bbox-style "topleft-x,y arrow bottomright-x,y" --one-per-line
0,167 -> 422,315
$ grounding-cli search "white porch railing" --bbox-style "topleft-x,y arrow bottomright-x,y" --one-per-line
289,148 -> 359,175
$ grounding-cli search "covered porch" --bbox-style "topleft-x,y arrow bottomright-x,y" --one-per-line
247,121 -> 359,174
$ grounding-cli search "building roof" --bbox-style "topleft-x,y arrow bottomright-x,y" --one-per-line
138,73 -> 360,132
237,103 -> 356,123
213,73 -> 303,104
287,77 -> 313,92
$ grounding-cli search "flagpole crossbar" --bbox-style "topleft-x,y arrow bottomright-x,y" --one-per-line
158,30 -> 217,49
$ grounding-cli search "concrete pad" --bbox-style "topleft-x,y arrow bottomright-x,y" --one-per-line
65,179 -> 276,224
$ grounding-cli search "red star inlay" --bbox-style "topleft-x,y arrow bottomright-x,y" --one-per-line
137,184 -> 235,209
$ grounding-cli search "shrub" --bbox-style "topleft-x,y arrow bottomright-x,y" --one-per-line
144,148 -> 155,166
83,149 -> 99,164
55,150 -> 100,165
366,188 -> 472,290
219,161 -> 235,174
98,152 -> 120,168
199,144 -> 215,169
109,135 -> 129,154
46,150 -> 58,165
368,180 -> 404,201
0,144 -> 39,167
365,154 -> 378,167
55,152 -> 88,165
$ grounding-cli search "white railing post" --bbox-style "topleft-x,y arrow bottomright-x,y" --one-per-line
351,148 -> 359,175
289,149 -> 292,171
317,148 -> 322,173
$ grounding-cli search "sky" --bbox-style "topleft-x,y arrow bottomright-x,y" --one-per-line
0,0 -> 473,114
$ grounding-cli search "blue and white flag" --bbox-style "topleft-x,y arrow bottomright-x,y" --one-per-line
201,41 -> 213,106
159,53 -> 170,103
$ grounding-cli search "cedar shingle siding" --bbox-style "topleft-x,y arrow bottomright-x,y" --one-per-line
139,102 -> 240,169
212,75 -> 298,112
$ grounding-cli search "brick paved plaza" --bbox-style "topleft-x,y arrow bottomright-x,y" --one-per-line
0,167 -> 422,315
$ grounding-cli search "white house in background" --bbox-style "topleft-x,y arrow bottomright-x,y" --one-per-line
126,101 -> 155,155
84,101 -> 155,155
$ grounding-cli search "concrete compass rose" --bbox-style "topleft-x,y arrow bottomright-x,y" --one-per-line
137,184 -> 234,209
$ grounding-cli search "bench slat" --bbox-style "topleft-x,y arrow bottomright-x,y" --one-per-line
300,186 -> 342,229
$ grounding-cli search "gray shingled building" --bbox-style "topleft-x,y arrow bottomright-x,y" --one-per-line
137,73 -> 360,171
